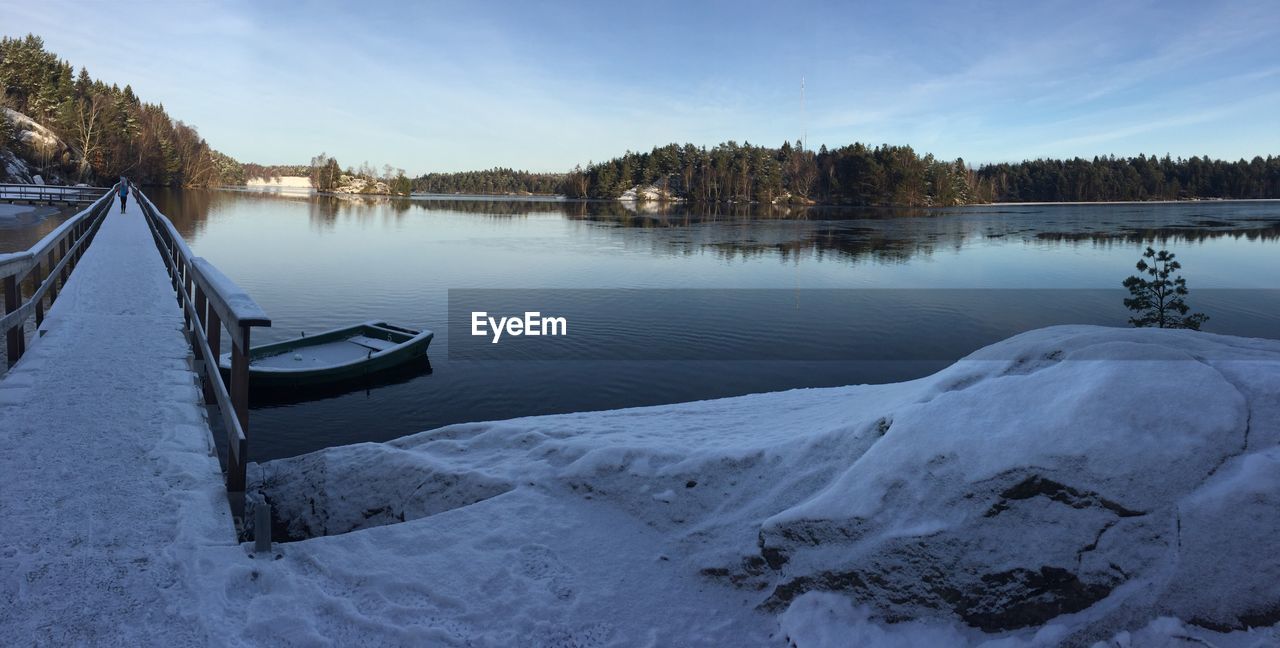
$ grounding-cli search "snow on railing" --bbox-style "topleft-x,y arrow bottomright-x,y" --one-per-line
132,183 -> 271,520
0,183 -> 109,205
1,185 -> 116,367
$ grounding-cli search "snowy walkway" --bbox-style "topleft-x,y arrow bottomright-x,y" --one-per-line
0,200 -> 234,644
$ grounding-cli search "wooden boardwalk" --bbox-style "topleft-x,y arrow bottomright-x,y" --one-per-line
0,197 -> 236,643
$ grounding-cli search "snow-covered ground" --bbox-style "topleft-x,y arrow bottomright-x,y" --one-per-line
243,325 -> 1280,647
2,206 -> 1277,648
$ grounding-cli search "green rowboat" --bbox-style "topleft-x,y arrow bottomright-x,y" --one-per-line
219,321 -> 433,388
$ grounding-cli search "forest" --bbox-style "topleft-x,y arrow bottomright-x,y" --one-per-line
403,143 -> 1280,206
558,142 -> 1280,206
241,163 -> 310,180
0,35 -> 241,187
412,168 -> 563,195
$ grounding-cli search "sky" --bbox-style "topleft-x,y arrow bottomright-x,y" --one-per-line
3,0 -> 1278,174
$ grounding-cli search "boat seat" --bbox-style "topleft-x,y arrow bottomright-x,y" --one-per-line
348,335 -> 397,352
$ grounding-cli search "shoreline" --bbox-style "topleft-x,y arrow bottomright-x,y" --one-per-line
220,184 -> 1280,209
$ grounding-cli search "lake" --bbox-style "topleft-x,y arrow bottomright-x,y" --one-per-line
114,191 -> 1280,459
0,203 -> 80,252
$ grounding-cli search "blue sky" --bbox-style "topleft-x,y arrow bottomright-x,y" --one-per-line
3,0 -> 1278,173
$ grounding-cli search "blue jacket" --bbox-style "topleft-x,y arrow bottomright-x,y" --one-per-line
119,184 -> 128,197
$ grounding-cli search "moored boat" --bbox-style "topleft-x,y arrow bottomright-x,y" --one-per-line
219,321 -> 433,388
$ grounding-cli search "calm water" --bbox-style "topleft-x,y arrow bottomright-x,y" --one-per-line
0,204 -> 80,252
106,190 -> 1280,460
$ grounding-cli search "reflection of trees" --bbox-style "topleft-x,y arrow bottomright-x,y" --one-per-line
308,196 -> 340,229
143,189 -> 1280,267
407,198 -> 564,216
143,187 -> 214,240
1035,224 -> 1280,245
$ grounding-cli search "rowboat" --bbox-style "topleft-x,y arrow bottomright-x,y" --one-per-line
219,321 -> 433,388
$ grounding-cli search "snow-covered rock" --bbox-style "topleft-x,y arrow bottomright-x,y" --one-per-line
3,107 -> 65,153
753,329 -> 1273,637
2,149 -> 36,183
618,183 -> 682,202
253,326 -> 1280,645
1,108 -> 72,184
332,174 -> 392,195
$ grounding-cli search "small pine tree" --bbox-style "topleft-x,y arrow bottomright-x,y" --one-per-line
1122,247 -> 1209,330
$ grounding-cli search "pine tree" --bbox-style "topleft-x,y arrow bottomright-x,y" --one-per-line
1122,247 -> 1209,330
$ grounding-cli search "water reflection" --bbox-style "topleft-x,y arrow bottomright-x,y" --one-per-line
250,355 -> 433,407
135,188 -> 1280,461
141,189 -> 1280,266
0,204 -> 83,252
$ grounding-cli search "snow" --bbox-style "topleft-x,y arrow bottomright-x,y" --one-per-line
2,107 -> 64,152
2,208 -> 1278,648
248,338 -> 380,369
0,197 -> 235,643
245,325 -> 1280,646
779,593 -> 1277,648
245,176 -> 312,189
190,257 -> 269,323
618,183 -> 683,202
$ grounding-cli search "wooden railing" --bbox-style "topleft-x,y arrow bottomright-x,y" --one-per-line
0,184 -> 116,368
0,183 -> 109,205
132,183 -> 271,516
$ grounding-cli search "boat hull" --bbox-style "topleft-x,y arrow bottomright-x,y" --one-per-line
219,321 -> 433,388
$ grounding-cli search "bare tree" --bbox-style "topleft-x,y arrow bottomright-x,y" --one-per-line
310,152 -> 328,188
73,93 -> 105,180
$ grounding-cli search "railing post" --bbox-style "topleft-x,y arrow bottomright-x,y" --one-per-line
60,238 -> 72,277
46,247 -> 58,303
4,274 -> 20,367
207,309 -> 221,370
228,324 -> 251,502
194,285 -> 215,405
32,260 -> 44,327
183,269 -> 193,329
169,238 -> 180,294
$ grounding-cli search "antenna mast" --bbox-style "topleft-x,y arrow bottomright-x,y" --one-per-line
801,76 -> 807,152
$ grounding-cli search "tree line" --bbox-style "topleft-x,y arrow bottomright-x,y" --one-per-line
401,144 -> 1280,207
978,155 -> 1280,202
242,163 -> 310,180
556,142 -> 1280,205
412,167 -> 563,195
0,34 -> 241,186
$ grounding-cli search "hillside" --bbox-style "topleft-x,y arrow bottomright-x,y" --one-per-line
0,34 -> 240,186
1,106 -> 71,184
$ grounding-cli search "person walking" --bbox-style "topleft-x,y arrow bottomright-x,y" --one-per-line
118,178 -> 128,213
